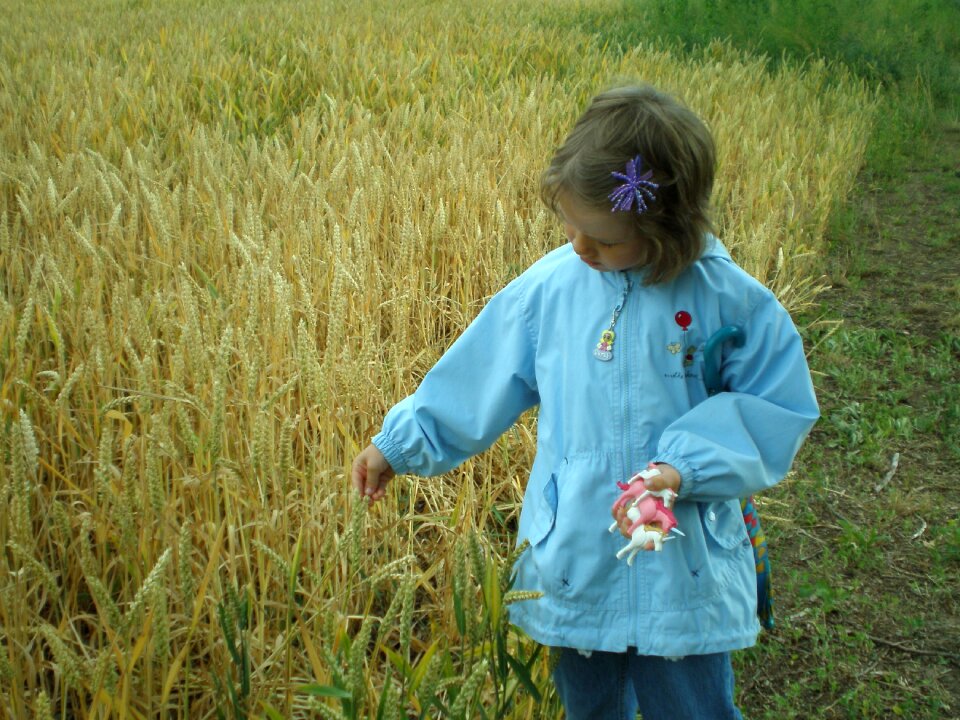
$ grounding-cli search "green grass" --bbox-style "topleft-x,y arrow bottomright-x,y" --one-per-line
635,0 -> 956,100
747,314 -> 960,716
556,0 -> 960,101
747,122 -> 960,714
813,327 -> 957,454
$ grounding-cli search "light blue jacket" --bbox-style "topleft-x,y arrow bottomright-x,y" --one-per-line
373,238 -> 819,656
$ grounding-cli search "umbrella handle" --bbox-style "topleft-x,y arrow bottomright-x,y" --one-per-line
703,325 -> 745,395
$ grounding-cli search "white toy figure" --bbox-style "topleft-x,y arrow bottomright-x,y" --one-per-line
609,464 -> 684,561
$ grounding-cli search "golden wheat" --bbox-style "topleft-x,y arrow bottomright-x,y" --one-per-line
0,0 -> 875,715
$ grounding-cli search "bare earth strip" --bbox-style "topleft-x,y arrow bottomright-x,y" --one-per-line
739,123 -> 960,718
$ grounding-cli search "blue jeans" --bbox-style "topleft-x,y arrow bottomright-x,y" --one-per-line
551,648 -> 744,720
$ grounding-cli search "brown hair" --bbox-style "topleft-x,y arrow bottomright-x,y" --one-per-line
541,84 -> 716,283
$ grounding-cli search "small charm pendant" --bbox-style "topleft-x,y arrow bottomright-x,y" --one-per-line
594,279 -> 631,362
594,329 -> 615,362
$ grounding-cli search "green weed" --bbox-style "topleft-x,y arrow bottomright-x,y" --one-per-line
214,584 -> 253,720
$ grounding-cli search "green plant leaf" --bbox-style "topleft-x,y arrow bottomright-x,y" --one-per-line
382,646 -> 412,678
259,702 -> 287,720
504,651 -> 542,702
297,684 -> 353,699
408,638 -> 441,692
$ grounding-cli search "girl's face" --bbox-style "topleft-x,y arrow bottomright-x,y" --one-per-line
558,193 -> 650,272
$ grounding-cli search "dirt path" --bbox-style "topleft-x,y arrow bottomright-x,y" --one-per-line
827,123 -> 960,338
822,120 -> 960,482
741,121 -> 960,718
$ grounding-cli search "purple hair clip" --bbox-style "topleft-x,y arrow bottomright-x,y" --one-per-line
609,155 -> 659,214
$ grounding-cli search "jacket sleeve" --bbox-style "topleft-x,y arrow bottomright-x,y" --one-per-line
372,278 -> 540,477
654,290 -> 819,502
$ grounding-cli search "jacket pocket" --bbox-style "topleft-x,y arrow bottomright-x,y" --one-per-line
526,472 -> 558,547
702,499 -> 749,550
527,454 -> 629,607
649,499 -> 748,611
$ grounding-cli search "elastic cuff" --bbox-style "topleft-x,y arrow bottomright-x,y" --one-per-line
371,431 -> 410,476
652,451 -> 696,500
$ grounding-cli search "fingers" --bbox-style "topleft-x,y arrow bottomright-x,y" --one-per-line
646,463 -> 682,494
350,456 -> 371,498
351,444 -> 395,504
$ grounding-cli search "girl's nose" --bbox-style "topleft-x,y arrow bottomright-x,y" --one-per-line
570,231 -> 594,257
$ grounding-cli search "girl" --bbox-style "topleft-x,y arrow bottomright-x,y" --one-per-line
351,84 -> 819,719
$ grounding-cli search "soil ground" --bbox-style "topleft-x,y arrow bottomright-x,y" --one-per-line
736,121 -> 960,718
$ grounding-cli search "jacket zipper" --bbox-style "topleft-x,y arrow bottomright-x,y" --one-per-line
616,271 -> 640,635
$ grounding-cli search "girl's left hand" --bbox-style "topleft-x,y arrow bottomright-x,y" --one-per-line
648,463 -> 682,495
611,463 -> 683,539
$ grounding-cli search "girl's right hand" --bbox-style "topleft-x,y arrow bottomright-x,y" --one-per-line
351,444 -> 395,503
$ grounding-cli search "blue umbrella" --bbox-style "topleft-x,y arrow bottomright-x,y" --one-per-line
703,326 -> 775,630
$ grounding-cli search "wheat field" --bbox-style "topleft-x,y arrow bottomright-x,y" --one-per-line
0,0 -> 875,716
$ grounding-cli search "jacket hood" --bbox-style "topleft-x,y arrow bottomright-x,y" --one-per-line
701,234 -> 732,262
